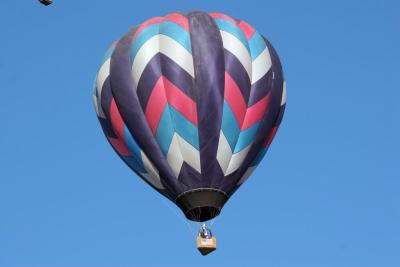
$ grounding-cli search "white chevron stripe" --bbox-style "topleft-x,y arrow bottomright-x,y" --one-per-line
237,166 -> 256,185
167,134 -> 184,178
251,47 -> 272,84
216,131 -> 232,174
176,134 -> 201,173
281,81 -> 287,106
92,94 -> 102,118
94,59 -> 111,118
166,133 -> 201,178
220,30 -> 252,79
96,59 -> 110,97
217,131 -> 253,176
132,35 -> 194,87
140,151 -> 164,189
226,143 -> 252,175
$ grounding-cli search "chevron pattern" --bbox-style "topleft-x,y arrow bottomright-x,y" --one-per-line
108,98 -> 164,189
129,13 -> 201,178
217,73 -> 271,175
93,41 -> 116,120
212,13 -> 274,176
237,81 -> 287,185
93,11 -> 286,209
93,42 -> 164,190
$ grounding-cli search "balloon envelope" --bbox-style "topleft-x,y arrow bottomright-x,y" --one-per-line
93,11 -> 286,222
39,0 -> 52,5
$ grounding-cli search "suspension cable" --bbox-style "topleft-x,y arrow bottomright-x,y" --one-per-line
160,199 -> 197,240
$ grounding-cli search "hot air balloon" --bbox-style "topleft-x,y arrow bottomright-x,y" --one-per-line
93,11 -> 286,254
39,0 -> 52,5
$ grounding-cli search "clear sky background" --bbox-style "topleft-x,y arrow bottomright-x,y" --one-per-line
0,1 -> 399,266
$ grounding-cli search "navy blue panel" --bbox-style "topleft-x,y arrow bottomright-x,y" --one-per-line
222,35 -> 285,194
98,77 -> 116,138
188,11 -> 226,187
275,104 -> 286,127
110,29 -> 186,198
98,117 -> 115,138
100,76 -> 113,118
136,54 -> 196,111
224,50 -> 251,103
178,162 -> 203,188
248,69 -> 273,106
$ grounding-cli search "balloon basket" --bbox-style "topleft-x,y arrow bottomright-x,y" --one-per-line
197,236 -> 217,256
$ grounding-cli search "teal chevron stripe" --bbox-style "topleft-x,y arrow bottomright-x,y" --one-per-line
248,32 -> 267,60
251,147 -> 267,167
233,121 -> 261,153
221,100 -> 241,150
123,155 -> 146,173
221,100 -> 263,153
123,126 -> 146,173
155,107 -> 175,156
101,41 -> 117,65
131,21 -> 192,62
131,23 -> 159,61
159,21 -> 192,53
124,126 -> 142,158
154,104 -> 200,156
214,18 -> 250,53
168,105 -> 199,149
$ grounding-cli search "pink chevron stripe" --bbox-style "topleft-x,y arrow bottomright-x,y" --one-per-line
225,72 -> 271,130
145,77 -> 168,134
131,16 -> 164,41
210,13 -> 256,41
108,136 -> 131,156
241,92 -> 271,130
163,13 -> 189,31
224,72 -> 247,125
132,13 -> 189,42
164,77 -> 198,126
209,13 -> 238,25
109,99 -> 132,156
145,76 -> 198,134
238,21 -> 256,40
263,126 -> 278,148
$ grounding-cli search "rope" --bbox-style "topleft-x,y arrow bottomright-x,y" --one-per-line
160,200 -> 197,240
210,216 -> 217,226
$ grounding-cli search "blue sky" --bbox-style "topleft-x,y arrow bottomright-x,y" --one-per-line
0,0 -> 399,266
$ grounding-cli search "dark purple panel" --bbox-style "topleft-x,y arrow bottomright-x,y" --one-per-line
136,54 -> 195,111
178,162 -> 203,188
248,69 -> 273,106
188,11 -> 226,187
100,76 -> 113,118
224,50 -> 251,103
97,77 -> 116,138
221,36 -> 285,194
110,29 -> 186,198
275,104 -> 286,127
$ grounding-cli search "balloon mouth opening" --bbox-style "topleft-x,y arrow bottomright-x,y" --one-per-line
175,188 -> 228,222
